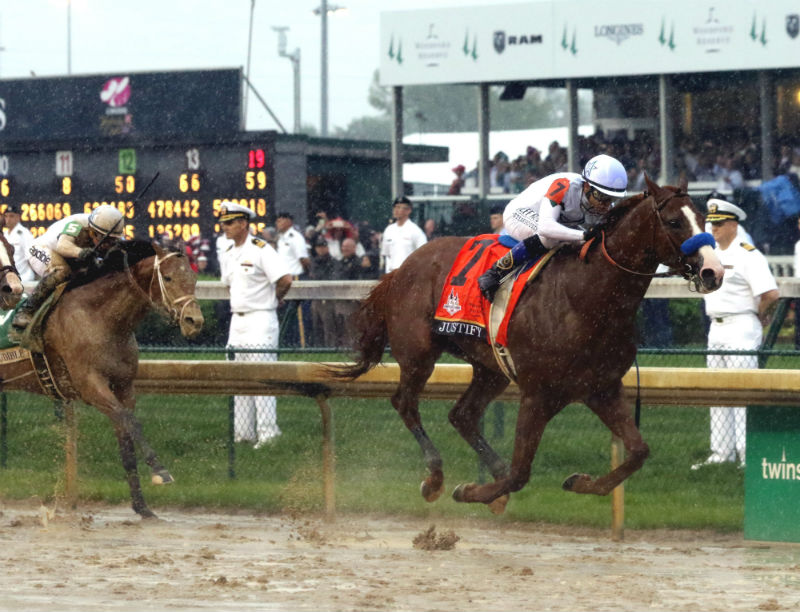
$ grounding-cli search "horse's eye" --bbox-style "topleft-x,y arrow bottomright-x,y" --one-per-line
667,219 -> 681,229
163,275 -> 172,282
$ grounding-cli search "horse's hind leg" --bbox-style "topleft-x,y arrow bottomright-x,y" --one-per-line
562,382 -> 650,495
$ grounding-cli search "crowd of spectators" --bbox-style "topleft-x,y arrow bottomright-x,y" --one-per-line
446,128 -> 800,199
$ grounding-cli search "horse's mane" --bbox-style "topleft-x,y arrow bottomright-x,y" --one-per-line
601,184 -> 686,233
598,192 -> 648,231
68,239 -> 165,289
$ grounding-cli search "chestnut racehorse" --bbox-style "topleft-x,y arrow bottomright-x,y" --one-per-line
333,176 -> 723,514
0,240 -> 203,518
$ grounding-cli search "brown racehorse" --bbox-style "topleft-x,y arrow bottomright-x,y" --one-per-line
0,240 -> 203,518
332,176 -> 724,514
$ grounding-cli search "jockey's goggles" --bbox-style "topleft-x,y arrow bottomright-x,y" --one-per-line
588,187 -> 620,206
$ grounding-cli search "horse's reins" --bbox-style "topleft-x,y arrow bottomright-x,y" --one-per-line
122,250 -> 198,324
581,191 -> 691,278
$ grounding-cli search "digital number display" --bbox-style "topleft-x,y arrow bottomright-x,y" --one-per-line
114,175 -> 136,194
147,199 -> 201,219
0,137 -> 276,244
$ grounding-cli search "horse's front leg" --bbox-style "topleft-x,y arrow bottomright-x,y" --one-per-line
448,365 -> 511,513
453,391 -> 554,511
77,372 -> 166,518
117,389 -> 174,485
112,423 -> 156,519
392,358 -> 444,502
562,382 -> 650,496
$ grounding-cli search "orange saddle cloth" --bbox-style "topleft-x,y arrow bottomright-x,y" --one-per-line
433,234 -> 545,348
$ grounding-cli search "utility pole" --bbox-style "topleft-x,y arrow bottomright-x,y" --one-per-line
244,0 -> 256,127
272,27 -> 301,134
320,0 -> 328,136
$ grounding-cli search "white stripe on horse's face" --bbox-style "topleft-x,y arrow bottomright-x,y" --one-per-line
0,241 -> 12,267
681,205 -> 703,236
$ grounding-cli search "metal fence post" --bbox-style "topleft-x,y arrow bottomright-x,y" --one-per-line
0,392 -> 7,469
63,401 -> 78,509
227,348 -> 236,480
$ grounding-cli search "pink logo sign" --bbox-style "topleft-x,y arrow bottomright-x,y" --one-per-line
100,77 -> 131,107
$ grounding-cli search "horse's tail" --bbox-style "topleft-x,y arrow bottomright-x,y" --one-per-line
326,271 -> 396,380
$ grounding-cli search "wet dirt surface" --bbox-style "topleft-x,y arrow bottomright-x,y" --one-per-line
1,501 -> 799,612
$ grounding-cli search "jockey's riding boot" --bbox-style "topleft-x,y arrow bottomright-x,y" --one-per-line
11,269 -> 67,332
478,235 -> 548,303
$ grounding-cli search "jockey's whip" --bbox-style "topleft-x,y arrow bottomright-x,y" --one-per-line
120,170 -> 160,225
87,171 -> 161,260
130,171 -> 161,213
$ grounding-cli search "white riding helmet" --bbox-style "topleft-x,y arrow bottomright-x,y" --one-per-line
88,205 -> 125,238
582,154 -> 628,198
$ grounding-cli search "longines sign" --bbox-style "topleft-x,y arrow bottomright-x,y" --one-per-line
380,0 -> 800,86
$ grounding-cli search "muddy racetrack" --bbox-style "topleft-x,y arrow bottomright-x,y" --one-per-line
1,501 -> 798,612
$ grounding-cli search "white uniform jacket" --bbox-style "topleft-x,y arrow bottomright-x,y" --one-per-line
221,236 -> 291,313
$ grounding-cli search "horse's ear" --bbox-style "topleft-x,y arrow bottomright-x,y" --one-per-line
152,240 -> 165,256
677,171 -> 689,194
644,173 -> 659,195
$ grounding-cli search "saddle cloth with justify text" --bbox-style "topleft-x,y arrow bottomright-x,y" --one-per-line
433,234 -> 548,348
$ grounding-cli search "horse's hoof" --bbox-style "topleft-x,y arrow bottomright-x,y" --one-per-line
488,494 -> 509,515
452,483 -> 474,503
562,472 -> 591,492
420,480 -> 444,502
135,507 -> 158,520
152,471 -> 174,485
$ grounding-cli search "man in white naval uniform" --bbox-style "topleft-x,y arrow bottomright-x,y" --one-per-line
694,199 -> 779,469
3,204 -> 35,282
380,196 -> 427,274
219,201 -> 292,448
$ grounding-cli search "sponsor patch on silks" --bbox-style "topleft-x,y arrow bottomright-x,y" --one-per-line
433,235 -> 550,347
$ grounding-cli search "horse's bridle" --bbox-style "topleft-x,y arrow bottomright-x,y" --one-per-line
124,251 -> 199,324
0,238 -> 21,290
0,264 -> 20,283
585,191 -> 696,280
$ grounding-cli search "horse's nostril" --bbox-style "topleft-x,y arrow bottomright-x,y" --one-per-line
699,268 -> 720,289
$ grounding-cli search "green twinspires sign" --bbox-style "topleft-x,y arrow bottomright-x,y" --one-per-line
744,406 -> 800,542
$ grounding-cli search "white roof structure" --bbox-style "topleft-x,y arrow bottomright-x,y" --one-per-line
402,125 -> 594,187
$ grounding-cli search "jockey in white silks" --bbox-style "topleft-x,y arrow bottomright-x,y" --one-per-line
478,154 -> 629,302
